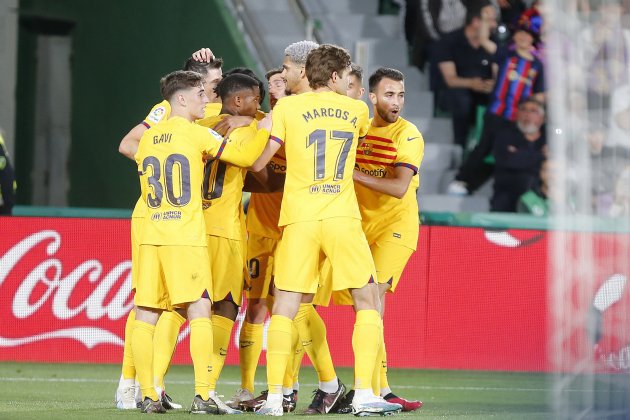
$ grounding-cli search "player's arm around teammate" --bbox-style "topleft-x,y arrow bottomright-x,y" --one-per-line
132,70 -> 224,414
118,51 -> 223,160
115,52 -> 224,411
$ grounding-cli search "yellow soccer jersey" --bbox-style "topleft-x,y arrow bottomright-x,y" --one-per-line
132,101 -> 221,219
204,102 -> 222,119
196,114 -> 266,240
246,147 -> 286,239
354,117 -> 424,250
136,116 -> 269,246
270,92 -> 370,226
142,100 -> 171,129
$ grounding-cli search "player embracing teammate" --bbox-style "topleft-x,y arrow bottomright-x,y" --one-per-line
117,41 -> 424,416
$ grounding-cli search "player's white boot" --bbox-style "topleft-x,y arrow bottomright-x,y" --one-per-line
255,394 -> 284,416
115,376 -> 138,409
351,393 -> 402,417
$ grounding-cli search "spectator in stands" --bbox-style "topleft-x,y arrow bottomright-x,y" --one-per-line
517,157 -> 554,216
410,0 -> 468,72
491,97 -> 546,212
579,0 -> 630,121
435,0 -> 498,148
448,6 -> 544,194
497,0 -> 535,26
0,130 -> 15,215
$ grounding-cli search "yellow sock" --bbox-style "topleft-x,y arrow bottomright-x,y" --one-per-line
291,327 -> 305,388
121,309 -> 136,380
283,322 -> 299,390
380,337 -> 389,393
209,315 -> 235,391
294,303 -> 336,382
153,310 -> 185,390
372,320 -> 384,395
190,318 -> 213,397
266,315 -> 293,395
352,310 -> 381,391
131,320 -> 158,400
239,321 -> 264,393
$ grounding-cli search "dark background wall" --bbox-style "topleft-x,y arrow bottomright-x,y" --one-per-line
15,0 -> 256,209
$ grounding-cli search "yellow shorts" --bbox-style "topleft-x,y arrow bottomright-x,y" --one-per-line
274,218 -> 376,294
130,216 -> 144,291
245,233 -> 279,300
135,245 -> 211,310
206,235 -> 245,306
312,258 -> 332,307
332,240 -> 415,305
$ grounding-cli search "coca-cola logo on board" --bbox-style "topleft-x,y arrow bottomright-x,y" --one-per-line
0,229 -> 133,349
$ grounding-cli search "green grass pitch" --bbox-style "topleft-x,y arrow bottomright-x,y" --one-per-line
0,362 -> 554,419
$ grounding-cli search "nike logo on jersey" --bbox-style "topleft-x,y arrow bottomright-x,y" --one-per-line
240,341 -> 254,348
406,136 -> 420,141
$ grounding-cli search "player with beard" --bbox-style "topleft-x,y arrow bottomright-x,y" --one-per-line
332,67 -> 425,413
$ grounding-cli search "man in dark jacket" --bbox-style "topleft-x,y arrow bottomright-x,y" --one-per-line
491,98 -> 546,212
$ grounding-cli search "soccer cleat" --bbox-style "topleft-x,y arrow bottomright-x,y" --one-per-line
209,392 -> 243,414
157,388 -> 182,410
332,389 -> 354,414
225,388 -> 255,409
115,381 -> 138,409
283,390 -> 298,413
383,393 -> 423,412
140,397 -> 166,414
351,395 -> 402,417
304,379 -> 346,414
240,389 -> 268,412
189,394 -> 219,414
255,399 -> 284,416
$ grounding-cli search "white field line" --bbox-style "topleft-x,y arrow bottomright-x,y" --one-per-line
0,377 -> 592,392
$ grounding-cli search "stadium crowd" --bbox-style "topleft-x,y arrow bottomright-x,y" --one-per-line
408,0 -> 630,216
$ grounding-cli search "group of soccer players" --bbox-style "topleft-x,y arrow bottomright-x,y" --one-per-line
115,39 -> 425,416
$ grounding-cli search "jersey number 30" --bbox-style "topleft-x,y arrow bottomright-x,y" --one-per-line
142,154 -> 191,208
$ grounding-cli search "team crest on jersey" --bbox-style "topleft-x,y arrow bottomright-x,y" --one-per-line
147,106 -> 166,124
361,142 -> 374,156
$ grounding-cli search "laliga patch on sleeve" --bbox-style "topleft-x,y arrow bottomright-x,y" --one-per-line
207,128 -> 224,142
147,106 -> 166,124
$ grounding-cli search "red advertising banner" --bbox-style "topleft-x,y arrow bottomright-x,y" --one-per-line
1,216 -> 628,372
